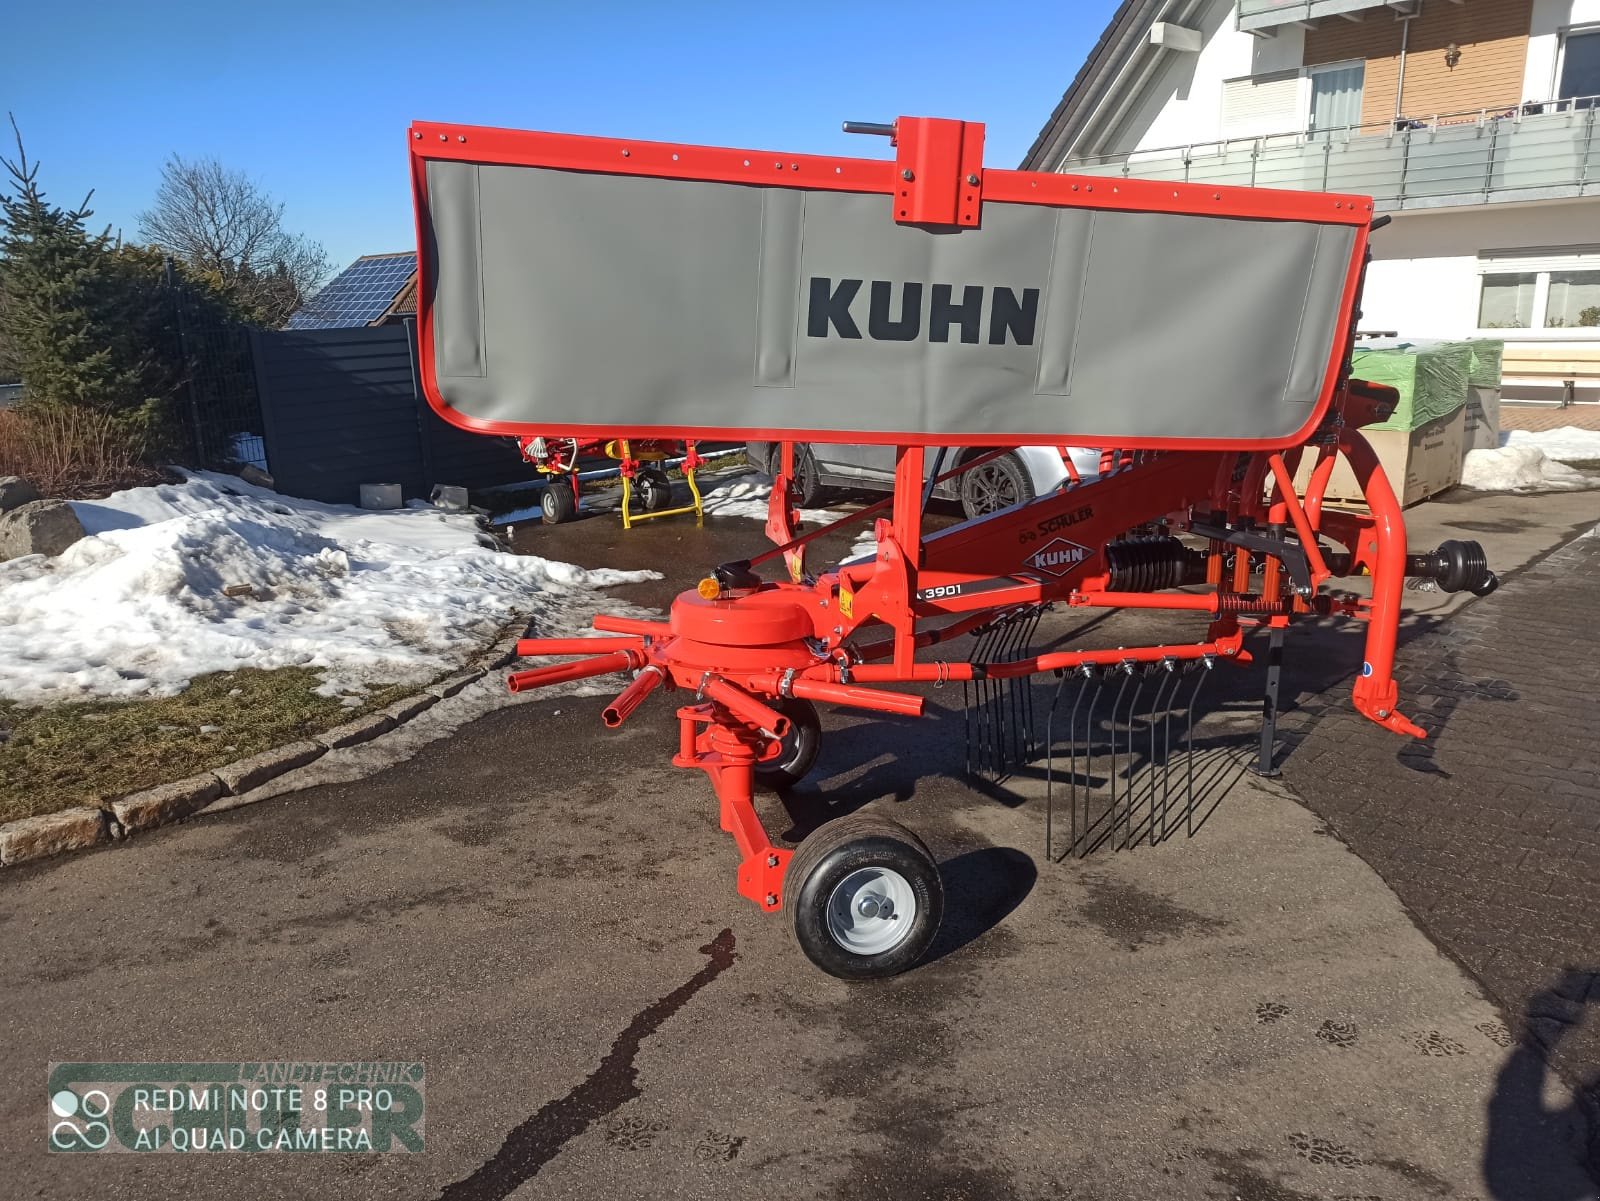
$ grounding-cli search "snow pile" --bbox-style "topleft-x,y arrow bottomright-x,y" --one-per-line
699,473 -> 842,525
0,473 -> 657,704
1461,445 -> 1595,492
1503,425 -> 1600,465
1461,424 -> 1600,493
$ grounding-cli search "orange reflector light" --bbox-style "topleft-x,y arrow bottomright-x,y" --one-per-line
697,577 -> 722,599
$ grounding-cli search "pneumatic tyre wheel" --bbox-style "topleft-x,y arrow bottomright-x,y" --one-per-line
753,697 -> 821,790
784,445 -> 824,508
959,451 -> 1035,520
541,480 -> 578,524
788,813 -> 943,980
636,468 -> 673,512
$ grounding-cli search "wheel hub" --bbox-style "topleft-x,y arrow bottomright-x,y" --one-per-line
827,867 -> 917,955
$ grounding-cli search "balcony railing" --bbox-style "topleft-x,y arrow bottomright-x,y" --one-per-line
1057,98 -> 1600,210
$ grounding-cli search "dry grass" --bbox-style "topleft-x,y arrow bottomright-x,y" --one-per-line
0,406 -> 166,498
0,668 -> 414,824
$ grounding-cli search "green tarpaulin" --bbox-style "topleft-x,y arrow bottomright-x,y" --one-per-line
1350,340 -> 1473,432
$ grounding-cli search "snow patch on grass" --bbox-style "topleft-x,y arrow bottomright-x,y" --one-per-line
0,472 -> 657,704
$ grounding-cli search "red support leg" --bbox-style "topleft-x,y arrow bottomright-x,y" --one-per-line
1340,429 -> 1425,739
673,706 -> 792,911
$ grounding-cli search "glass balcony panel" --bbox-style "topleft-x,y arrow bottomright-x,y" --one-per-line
1121,154 -> 1192,182
1400,125 -> 1496,197
1489,114 -> 1591,190
1053,100 -> 1598,208
1253,140 -> 1328,191
1323,135 -> 1406,199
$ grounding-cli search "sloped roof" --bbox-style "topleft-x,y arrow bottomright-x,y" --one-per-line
286,252 -> 417,330
1020,0 -> 1213,171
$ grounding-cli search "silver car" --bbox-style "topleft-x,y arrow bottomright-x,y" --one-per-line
746,442 -> 1103,521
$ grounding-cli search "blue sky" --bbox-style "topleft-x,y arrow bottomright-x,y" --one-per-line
4,1 -> 1112,274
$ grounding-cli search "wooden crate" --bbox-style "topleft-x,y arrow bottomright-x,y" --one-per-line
1294,406 -> 1465,508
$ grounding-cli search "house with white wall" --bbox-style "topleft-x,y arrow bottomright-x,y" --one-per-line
1023,0 -> 1600,404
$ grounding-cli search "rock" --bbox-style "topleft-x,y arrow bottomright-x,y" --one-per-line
0,476 -> 40,513
0,499 -> 86,559
315,712 -> 395,750
0,808 -> 108,865
222,583 -> 255,598
214,740 -> 325,795
238,465 -> 275,489
110,774 -> 224,835
430,484 -> 470,511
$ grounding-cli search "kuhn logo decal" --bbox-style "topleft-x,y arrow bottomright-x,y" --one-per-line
807,278 -> 1039,346
1027,538 -> 1092,577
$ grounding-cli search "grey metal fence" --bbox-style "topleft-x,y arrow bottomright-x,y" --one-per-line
250,322 -> 528,504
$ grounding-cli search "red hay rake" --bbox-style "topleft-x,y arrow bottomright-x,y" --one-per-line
410,114 -> 1497,979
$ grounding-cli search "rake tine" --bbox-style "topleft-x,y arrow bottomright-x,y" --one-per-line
1123,667 -> 1149,851
1108,664 -> 1133,852
1045,668 -> 1069,862
1079,672 -> 1104,859
1184,658 -> 1214,838
1147,662 -> 1178,847
1019,609 -> 1044,761
999,616 -> 1024,775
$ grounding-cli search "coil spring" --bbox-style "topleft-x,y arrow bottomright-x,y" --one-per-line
1215,592 -> 1289,615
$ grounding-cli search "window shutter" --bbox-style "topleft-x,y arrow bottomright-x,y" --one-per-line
1221,72 -> 1303,137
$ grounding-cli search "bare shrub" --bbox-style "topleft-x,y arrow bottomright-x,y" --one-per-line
0,406 -> 163,497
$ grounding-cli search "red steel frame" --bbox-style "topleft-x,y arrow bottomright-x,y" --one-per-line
411,114 -> 1417,920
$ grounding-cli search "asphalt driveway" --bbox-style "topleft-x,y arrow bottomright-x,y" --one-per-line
3,479 -> 1597,1200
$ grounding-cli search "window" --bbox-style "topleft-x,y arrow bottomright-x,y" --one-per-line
1557,28 -> 1600,107
1545,271 -> 1600,328
1477,251 -> 1600,332
1309,62 -> 1365,133
1478,273 -> 1536,329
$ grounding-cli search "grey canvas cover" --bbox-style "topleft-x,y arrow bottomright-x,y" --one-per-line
420,161 -> 1360,444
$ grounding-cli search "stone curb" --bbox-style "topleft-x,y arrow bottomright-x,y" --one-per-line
110,773 -> 224,837
0,808 -> 108,864
215,740 -> 325,796
0,618 -> 529,871
315,712 -> 394,750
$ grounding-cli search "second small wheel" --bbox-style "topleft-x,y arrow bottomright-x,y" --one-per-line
635,469 -> 674,512
753,697 -> 821,790
541,479 -> 578,524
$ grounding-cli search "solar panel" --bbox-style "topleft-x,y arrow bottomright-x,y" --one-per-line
286,252 -> 417,329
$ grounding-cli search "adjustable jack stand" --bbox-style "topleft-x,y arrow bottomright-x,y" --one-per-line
1254,623 -> 1285,777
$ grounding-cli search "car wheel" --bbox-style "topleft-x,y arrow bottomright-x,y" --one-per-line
959,451 -> 1035,520
778,445 -> 824,508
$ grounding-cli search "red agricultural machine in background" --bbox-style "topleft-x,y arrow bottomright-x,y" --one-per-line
516,435 -> 707,527
410,113 -> 1496,979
